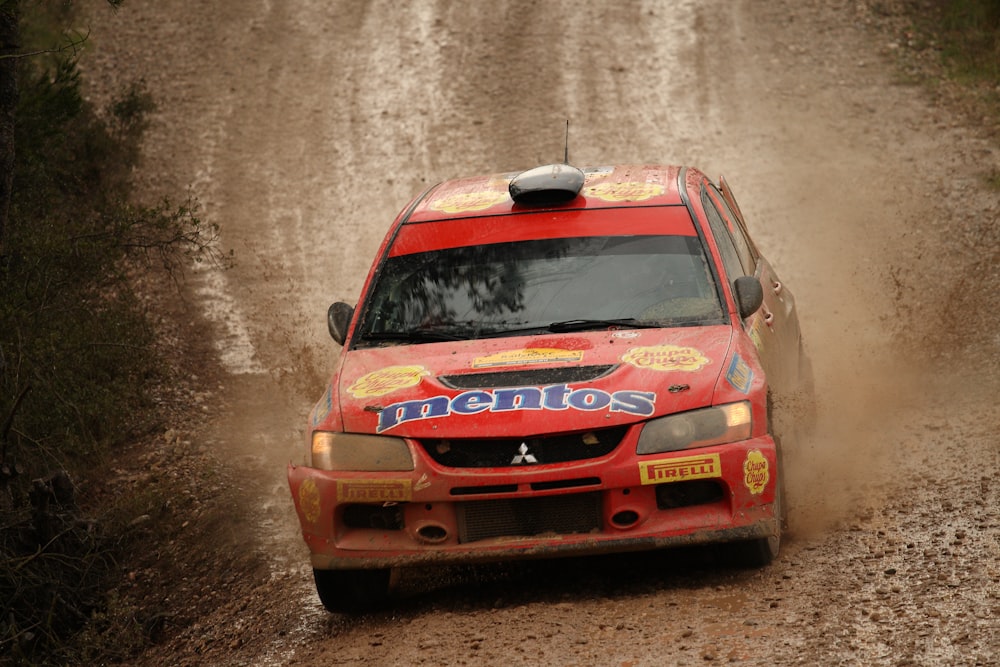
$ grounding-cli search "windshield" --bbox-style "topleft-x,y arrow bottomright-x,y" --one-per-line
355,234 -> 724,346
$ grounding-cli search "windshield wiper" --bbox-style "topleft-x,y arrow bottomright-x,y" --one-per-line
362,328 -> 470,342
547,318 -> 664,333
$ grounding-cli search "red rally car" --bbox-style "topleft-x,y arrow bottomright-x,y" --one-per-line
288,163 -> 809,613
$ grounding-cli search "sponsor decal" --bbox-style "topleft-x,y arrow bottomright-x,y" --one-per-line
377,383 -> 657,432
348,365 -> 429,398
310,385 -> 333,425
298,478 -> 321,523
622,345 -> 710,372
428,190 -> 508,213
725,355 -> 754,394
611,331 -> 640,339
639,453 -> 722,485
472,348 -> 584,368
748,315 -> 765,351
585,181 -> 665,203
414,473 -> 431,492
337,479 -> 413,503
743,449 -> 769,495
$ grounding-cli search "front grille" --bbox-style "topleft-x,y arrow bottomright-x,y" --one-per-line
422,426 -> 628,468
438,364 -> 616,389
457,492 -> 602,543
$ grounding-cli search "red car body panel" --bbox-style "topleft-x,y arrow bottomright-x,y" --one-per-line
289,164 -> 794,571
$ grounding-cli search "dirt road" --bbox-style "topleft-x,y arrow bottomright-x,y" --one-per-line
81,0 -> 998,664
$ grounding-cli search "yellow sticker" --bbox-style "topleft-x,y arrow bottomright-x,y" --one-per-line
348,365 -> 429,398
743,449 -> 769,495
622,345 -> 710,372
472,348 -> 584,369
336,479 -> 413,503
298,478 -> 321,523
748,315 -> 765,351
585,181 -> 665,202
639,453 -> 722,485
429,190 -> 508,213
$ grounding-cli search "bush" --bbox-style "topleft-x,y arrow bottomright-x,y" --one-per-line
0,5 -> 221,663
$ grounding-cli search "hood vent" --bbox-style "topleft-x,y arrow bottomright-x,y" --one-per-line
438,364 -> 616,389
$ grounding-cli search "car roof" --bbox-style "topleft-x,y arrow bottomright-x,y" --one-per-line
406,164 -> 689,224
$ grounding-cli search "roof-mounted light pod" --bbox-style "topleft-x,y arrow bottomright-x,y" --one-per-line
508,163 -> 586,207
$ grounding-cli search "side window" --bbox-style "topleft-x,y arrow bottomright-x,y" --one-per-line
707,186 -> 757,274
701,189 -> 745,281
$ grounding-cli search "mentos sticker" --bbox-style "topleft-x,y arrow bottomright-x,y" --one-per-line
377,384 -> 656,432
585,181 -> 665,202
743,450 -> 769,495
472,348 -> 584,368
348,365 -> 429,398
622,345 -> 710,372
639,453 -> 722,485
429,190 -> 508,213
725,355 -> 753,394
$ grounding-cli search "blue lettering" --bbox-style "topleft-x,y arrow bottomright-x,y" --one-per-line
610,390 -> 656,416
493,387 -> 543,411
567,388 -> 611,411
377,396 -> 449,432
375,384 -> 658,432
542,384 -> 571,410
451,390 -> 492,414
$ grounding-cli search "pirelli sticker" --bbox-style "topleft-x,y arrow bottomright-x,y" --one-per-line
336,479 -> 412,503
639,453 -> 722,485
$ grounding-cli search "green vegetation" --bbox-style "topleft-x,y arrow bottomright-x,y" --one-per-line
0,2 -> 220,664
935,0 -> 1000,83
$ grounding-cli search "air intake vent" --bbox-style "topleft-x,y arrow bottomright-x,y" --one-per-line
439,364 -> 616,389
457,492 -> 602,543
422,426 -> 628,468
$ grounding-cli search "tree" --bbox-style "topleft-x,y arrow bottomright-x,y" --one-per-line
0,0 -> 18,258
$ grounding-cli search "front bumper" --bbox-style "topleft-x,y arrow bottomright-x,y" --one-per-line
288,436 -> 779,570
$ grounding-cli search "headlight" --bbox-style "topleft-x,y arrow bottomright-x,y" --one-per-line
311,432 -> 414,471
636,402 -> 751,455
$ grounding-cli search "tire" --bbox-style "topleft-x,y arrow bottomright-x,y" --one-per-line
313,567 -> 392,613
728,467 -> 783,568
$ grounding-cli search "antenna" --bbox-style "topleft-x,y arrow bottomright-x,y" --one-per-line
563,120 -> 570,164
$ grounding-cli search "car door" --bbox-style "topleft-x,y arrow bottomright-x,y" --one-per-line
712,179 -> 801,391
701,184 -> 797,392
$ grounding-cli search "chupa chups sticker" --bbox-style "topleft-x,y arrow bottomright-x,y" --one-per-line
336,479 -> 413,503
621,345 -> 710,372
585,181 -> 665,203
639,453 -> 721,485
298,478 -> 321,523
743,449 -> 769,495
348,365 -> 429,398
429,190 -> 508,214
472,348 -> 584,369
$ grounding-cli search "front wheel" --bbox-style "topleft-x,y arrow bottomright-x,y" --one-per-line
728,472 -> 783,568
313,567 -> 393,613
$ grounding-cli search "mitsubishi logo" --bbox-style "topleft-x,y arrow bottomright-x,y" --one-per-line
511,442 -> 538,465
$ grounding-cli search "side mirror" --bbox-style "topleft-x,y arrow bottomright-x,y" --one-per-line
733,276 -> 763,319
327,302 -> 355,346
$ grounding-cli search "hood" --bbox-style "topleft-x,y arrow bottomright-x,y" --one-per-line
337,327 -> 734,438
